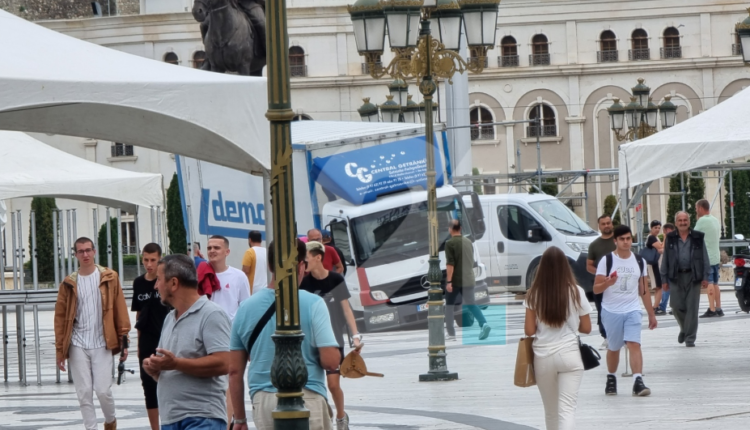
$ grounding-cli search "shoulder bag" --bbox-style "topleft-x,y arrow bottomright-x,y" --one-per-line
514,336 -> 536,387
566,316 -> 600,371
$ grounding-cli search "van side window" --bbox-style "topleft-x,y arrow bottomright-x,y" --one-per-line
497,205 -> 540,242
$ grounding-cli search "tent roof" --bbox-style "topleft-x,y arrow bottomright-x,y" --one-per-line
619,86 -> 750,189
291,121 -> 428,150
0,10 -> 269,174
0,132 -> 163,212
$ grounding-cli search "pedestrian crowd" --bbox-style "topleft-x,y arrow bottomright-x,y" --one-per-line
523,198 -> 719,429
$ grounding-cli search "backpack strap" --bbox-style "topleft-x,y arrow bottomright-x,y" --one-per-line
605,253 -> 613,277
634,254 -> 644,275
247,300 -> 276,354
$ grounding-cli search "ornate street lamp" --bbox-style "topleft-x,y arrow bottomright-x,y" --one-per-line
380,95 -> 402,122
358,97 -> 380,122
404,94 -> 422,123
349,0 -> 500,382
737,8 -> 750,63
608,78 -> 675,142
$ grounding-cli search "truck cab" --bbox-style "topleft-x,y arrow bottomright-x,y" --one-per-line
466,193 -> 598,293
322,185 -> 490,332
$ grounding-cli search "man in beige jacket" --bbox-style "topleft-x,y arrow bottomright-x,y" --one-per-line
54,237 -> 131,430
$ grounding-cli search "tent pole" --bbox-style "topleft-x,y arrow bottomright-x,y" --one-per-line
72,210 -> 78,272
30,211 -> 41,385
584,173 -> 590,224
134,209 -> 141,277
66,210 -> 72,275
1,213 -> 7,382
52,210 -> 60,383
106,207 -> 113,270
150,206 -> 156,243
157,206 -> 164,249
92,208 -> 98,265
116,209 -> 123,279
730,169 -> 736,255
681,172 -> 686,212
16,211 -> 26,386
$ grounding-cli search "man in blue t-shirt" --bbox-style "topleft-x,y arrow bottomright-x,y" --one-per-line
227,242 -> 341,430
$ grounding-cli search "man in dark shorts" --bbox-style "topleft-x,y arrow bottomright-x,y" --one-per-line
130,243 -> 169,430
300,241 -> 361,430
587,214 -> 616,350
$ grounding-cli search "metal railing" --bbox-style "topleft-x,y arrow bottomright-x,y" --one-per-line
111,143 -> 134,157
122,245 -> 138,255
629,48 -> 650,61
290,64 -> 307,77
498,55 -> 519,67
733,43 -> 743,56
597,50 -> 618,63
470,126 -> 495,141
660,46 -> 682,59
361,61 -> 383,74
468,57 -> 489,69
527,124 -> 557,137
529,53 -> 550,66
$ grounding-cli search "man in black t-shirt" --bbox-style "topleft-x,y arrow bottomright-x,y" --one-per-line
587,214 -> 616,350
300,241 -> 361,430
130,243 -> 169,430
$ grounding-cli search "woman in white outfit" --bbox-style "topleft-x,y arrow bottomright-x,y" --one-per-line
524,246 -> 592,430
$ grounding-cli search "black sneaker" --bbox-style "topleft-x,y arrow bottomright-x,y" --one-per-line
717,308 -> 725,317
605,375 -> 617,396
654,309 -> 666,316
700,310 -> 718,318
632,376 -> 651,396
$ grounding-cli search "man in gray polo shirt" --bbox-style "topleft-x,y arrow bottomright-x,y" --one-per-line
143,254 -> 231,430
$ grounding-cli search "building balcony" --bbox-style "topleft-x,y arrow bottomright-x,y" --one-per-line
468,56 -> 489,69
628,48 -> 650,61
527,125 -> 557,137
290,65 -> 307,77
733,44 -> 743,56
361,61 -> 383,75
529,53 -> 550,66
597,50 -> 618,63
498,55 -> 519,67
660,46 -> 682,59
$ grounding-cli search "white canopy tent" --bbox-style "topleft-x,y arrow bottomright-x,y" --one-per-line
0,9 -> 270,174
619,86 -> 750,190
0,132 -> 164,213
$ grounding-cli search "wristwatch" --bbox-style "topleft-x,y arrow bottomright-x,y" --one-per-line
233,418 -> 247,424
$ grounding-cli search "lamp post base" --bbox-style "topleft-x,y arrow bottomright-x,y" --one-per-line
419,371 -> 459,382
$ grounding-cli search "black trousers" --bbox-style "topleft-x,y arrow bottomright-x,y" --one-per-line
138,336 -> 160,410
594,293 -> 606,339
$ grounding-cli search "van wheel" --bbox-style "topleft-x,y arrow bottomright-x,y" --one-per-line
456,312 -> 475,327
525,262 -> 539,291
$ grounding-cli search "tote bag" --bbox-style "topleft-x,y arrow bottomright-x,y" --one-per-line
514,337 -> 536,387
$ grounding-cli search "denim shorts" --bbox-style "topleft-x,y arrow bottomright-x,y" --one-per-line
707,264 -> 720,284
161,417 -> 227,430
601,309 -> 642,351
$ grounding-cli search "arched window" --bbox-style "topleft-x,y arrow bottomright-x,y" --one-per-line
470,107 -> 494,140
500,36 -> 518,67
164,52 -> 179,65
629,29 -> 649,61
527,104 -> 556,137
192,51 -> 206,69
530,34 -> 550,66
292,114 -> 313,121
289,46 -> 307,77
662,27 -> 681,59
598,30 -> 618,63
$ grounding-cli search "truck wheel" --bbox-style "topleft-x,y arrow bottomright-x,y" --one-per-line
737,291 -> 750,313
455,312 -> 475,327
525,262 -> 539,291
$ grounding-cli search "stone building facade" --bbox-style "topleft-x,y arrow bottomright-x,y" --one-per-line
0,0 -> 138,20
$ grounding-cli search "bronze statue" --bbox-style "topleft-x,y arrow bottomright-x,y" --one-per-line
192,0 -> 266,76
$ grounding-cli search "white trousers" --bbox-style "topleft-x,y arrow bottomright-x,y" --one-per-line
69,345 -> 116,430
534,346 -> 584,430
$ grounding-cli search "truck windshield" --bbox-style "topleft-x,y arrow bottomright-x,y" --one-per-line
528,199 -> 596,236
351,196 -> 473,267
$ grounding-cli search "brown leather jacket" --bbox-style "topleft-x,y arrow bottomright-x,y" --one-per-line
54,266 -> 131,361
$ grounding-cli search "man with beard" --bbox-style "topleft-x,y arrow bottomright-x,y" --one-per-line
587,214 -> 616,350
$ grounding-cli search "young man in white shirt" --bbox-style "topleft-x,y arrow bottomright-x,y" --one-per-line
594,225 -> 657,397
206,234 -> 251,428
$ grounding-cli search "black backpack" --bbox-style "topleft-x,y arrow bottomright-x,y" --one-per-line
605,252 -> 645,279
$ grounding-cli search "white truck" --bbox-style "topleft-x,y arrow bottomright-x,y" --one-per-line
465,193 -> 598,296
178,121 -> 490,332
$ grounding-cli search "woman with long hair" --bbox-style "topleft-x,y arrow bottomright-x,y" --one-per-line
524,246 -> 592,430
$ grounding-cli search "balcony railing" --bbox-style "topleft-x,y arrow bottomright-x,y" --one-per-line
498,55 -> 519,67
290,65 -> 307,77
733,43 -> 743,56
597,50 -> 619,63
660,46 -> 682,59
361,61 -> 383,75
529,53 -> 550,66
628,48 -> 650,61
527,125 -> 557,137
111,144 -> 134,157
122,245 -> 138,255
467,57 -> 489,69
470,126 -> 495,141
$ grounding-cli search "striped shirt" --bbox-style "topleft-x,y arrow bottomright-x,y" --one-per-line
71,271 -> 106,349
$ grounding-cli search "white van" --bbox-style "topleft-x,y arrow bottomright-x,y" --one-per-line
464,193 -> 598,295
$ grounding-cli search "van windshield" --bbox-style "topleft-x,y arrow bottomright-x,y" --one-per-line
528,199 -> 596,236
350,196 -> 472,267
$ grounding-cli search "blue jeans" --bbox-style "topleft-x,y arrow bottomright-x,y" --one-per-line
659,289 -> 670,312
162,418 -> 227,430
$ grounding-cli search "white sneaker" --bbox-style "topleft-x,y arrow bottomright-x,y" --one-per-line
336,413 -> 349,430
599,339 -> 608,351
446,335 -> 456,341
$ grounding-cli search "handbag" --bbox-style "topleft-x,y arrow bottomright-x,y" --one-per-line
566,319 -> 601,371
514,337 -> 536,387
639,246 -> 658,265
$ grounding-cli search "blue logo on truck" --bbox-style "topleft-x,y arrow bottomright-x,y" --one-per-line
311,136 -> 444,205
198,188 -> 265,239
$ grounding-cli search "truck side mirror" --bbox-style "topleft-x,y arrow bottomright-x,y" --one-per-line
736,234 -> 745,241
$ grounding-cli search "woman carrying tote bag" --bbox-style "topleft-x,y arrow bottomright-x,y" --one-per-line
524,246 -> 593,430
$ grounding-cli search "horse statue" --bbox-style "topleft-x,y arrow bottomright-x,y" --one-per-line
192,0 -> 266,76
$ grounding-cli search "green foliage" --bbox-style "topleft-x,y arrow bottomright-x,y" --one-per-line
28,198 -> 57,282
528,178 -> 558,196
666,174 -> 683,225
167,173 -> 188,255
97,217 -> 119,269
686,172 -> 705,229
472,167 -> 482,195
123,255 -> 139,266
603,195 -> 621,226
726,169 -> 750,240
